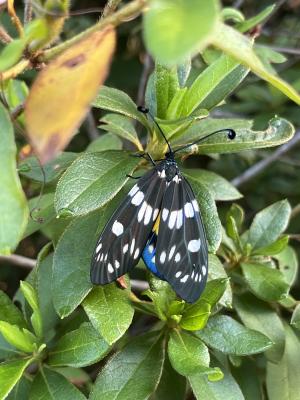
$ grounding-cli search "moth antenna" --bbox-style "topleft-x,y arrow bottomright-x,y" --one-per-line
173,128 -> 236,154
137,106 -> 173,155
30,0 -> 103,17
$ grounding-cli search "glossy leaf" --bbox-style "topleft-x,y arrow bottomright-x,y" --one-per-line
6,376 -> 31,400
291,304 -> 300,330
188,178 -> 221,252
172,117 -> 294,154
100,114 -> 143,150
232,359 -> 262,400
183,169 -> 242,201
93,86 -> 147,125
207,255 -> 232,308
274,246 -> 298,286
83,283 -> 134,345
248,200 -> 291,249
196,315 -> 273,355
0,358 -> 33,399
0,322 -> 36,353
55,150 -> 139,216
211,22 -> 300,105
0,39 -> 26,72
252,235 -> 289,256
25,27 -> 116,163
180,300 -> 211,331
143,0 -> 219,64
20,281 -> 43,338
180,54 -> 248,115
189,359 -> 244,400
200,278 -> 229,309
154,64 -> 179,118
0,103 -> 28,254
168,330 -> 216,378
266,324 -> 300,400
235,293 -> 285,362
237,4 -> 276,33
30,366 -> 86,400
90,332 -> 164,400
48,322 -> 110,367
241,262 -> 289,302
0,291 -> 27,328
87,133 -> 122,152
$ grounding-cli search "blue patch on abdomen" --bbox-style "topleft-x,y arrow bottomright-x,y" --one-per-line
142,234 -> 165,280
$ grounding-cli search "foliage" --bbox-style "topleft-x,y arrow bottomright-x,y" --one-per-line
0,1 -> 300,399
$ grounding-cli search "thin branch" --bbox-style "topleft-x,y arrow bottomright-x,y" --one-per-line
7,0 -> 24,36
84,111 -> 99,141
131,279 -> 149,292
0,254 -> 36,269
0,59 -> 31,81
102,0 -> 123,18
11,103 -> 25,120
231,131 -> 300,188
0,25 -> 13,44
24,0 -> 33,24
42,0 -> 148,62
291,204 -> 300,219
269,46 -> 300,56
136,52 -> 153,107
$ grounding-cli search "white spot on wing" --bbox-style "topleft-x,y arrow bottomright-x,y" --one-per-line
184,202 -> 194,218
153,208 -> 159,221
151,256 -> 155,263
112,220 -> 124,236
176,209 -> 183,229
175,271 -> 182,278
96,253 -> 101,261
202,265 -> 207,275
123,244 -> 128,254
160,251 -> 166,263
180,274 -> 189,283
188,239 -> 201,252
198,274 -> 202,282
104,254 -> 108,261
160,169 -> 166,178
144,204 -> 153,225
173,175 -> 179,183
129,184 -> 139,197
168,210 -> 177,229
131,191 -> 144,206
100,254 -> 104,262
96,243 -> 102,253
175,252 -> 181,262
115,260 -> 120,269
138,201 -> 147,222
192,199 -> 199,212
130,238 -> 135,255
168,245 -> 176,260
134,248 -> 139,259
108,263 -> 114,273
148,244 -> 154,254
162,208 -> 169,221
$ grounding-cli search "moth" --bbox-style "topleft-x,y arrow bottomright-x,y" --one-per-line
91,107 -> 235,303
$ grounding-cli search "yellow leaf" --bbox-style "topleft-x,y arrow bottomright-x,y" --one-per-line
25,26 -> 116,163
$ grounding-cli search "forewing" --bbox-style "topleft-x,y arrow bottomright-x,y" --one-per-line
155,175 -> 208,303
91,168 -> 166,284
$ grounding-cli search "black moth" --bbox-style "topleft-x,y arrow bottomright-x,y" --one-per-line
91,107 -> 236,303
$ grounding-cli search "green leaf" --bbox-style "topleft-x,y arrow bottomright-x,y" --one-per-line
87,133 -> 122,152
183,169 -> 242,201
154,64 -> 179,118
150,356 -> 186,400
168,330 -> 219,379
241,262 -> 289,301
200,278 -> 229,309
274,246 -> 298,286
4,79 -> 28,126
237,4 -> 275,33
0,335 -> 21,360
20,281 -> 43,338
248,200 -> 291,249
0,322 -> 36,353
234,293 -> 285,363
172,117 -> 294,154
221,8 -> 244,23
226,216 -> 241,248
231,359 -> 262,400
211,22 -> 300,105
227,204 -> 244,230
0,358 -> 33,399
291,304 -> 300,330
0,103 -> 28,254
83,283 -> 134,345
180,301 -> 211,331
189,358 -> 244,400
188,178 -> 221,252
30,366 -> 86,400
93,86 -> 147,125
100,114 -> 143,150
48,322 -> 110,367
19,152 -> 78,183
6,376 -> 31,400
0,291 -> 27,328
0,39 -> 26,72
90,332 -> 164,400
55,150 -> 139,216
180,54 -> 248,115
196,315 -> 273,355
266,324 -> 300,400
143,0 -> 219,64
252,235 -> 289,256
208,255 -> 232,308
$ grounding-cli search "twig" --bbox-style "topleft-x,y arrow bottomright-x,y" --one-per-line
24,0 -> 33,24
84,111 -> 99,140
7,0 -> 24,37
11,103 -> 25,120
0,25 -> 13,44
42,0 -> 148,61
0,59 -> 31,81
131,279 -> 149,292
0,254 -> 36,269
291,204 -> 300,219
102,0 -> 123,18
231,130 -> 300,187
269,46 -> 300,56
136,52 -> 153,107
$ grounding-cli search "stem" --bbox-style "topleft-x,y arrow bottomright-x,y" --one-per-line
42,0 -> 147,61
7,0 -> 24,37
0,254 -> 36,269
0,59 -> 31,81
0,25 -> 13,44
24,0 -> 33,24
102,0 -> 123,18
291,204 -> 300,219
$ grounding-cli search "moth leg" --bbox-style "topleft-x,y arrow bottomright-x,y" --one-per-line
126,174 -> 142,180
131,152 -> 156,166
